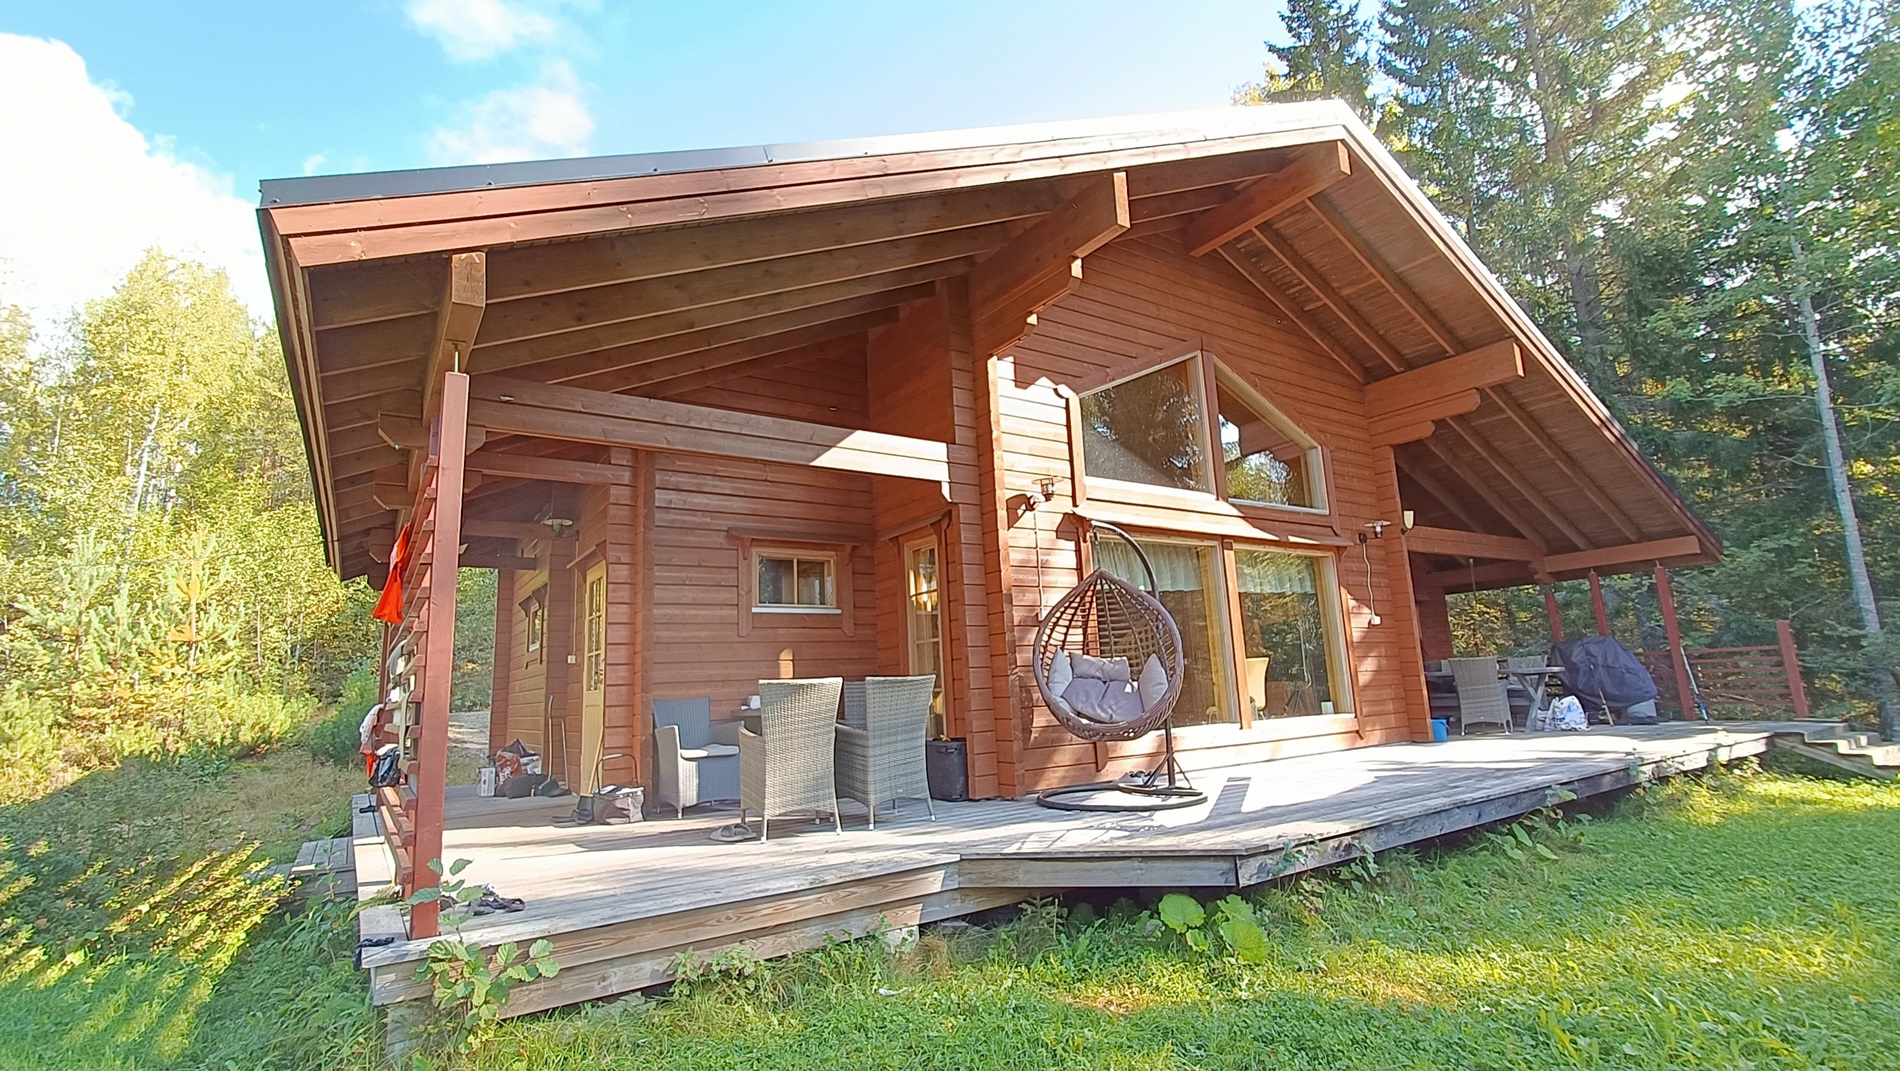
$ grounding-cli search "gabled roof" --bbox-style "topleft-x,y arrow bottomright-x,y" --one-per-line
258,102 -> 1717,587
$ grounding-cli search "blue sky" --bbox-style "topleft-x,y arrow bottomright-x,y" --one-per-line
0,1 -> 1281,327
13,0 -> 1275,182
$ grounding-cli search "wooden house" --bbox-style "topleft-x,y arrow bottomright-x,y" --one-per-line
261,103 -> 1719,938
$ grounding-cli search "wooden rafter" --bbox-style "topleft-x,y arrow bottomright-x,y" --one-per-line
1364,341 -> 1523,445
1304,196 -> 1464,354
968,171 -> 1129,357
1440,416 -> 1592,548
476,223 -> 1008,352
563,306 -> 900,394
1418,436 -> 1549,545
1184,142 -> 1350,256
1247,225 -> 1406,373
467,451 -> 634,486
645,337 -> 864,399
1485,386 -> 1645,543
491,283 -> 927,386
1213,245 -> 1365,383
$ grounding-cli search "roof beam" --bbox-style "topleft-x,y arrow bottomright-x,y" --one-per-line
422,252 -> 487,421
968,171 -> 1129,357
1247,224 -> 1405,372
1213,245 -> 1364,383
276,129 -> 1335,264
1304,196 -> 1464,354
1365,341 -> 1523,445
1185,142 -> 1350,256
1393,452 -> 1491,534
1419,436 -> 1548,545
1543,536 -> 1704,576
1441,416 -> 1593,548
1406,525 -> 1543,562
476,255 -> 970,374
477,223 -> 1007,351
468,375 -> 963,485
1486,386 -> 1646,543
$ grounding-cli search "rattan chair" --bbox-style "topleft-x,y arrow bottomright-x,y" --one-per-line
1450,657 -> 1512,733
738,677 -> 844,841
652,698 -> 740,818
834,675 -> 937,829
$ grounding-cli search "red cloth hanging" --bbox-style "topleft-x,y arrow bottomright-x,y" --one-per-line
372,523 -> 414,624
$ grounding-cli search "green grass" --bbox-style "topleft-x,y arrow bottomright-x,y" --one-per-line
1,752 -> 1896,1071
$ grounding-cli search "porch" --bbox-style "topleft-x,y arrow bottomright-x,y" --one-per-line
352,720 -> 1828,1020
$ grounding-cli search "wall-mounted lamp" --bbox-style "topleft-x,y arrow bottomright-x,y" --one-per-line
543,517 -> 576,537
1025,476 -> 1060,511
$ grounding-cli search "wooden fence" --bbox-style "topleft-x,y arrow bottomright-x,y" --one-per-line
1637,619 -> 1810,720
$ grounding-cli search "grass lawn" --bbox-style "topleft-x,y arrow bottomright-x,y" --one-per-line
1,749 -> 1895,1070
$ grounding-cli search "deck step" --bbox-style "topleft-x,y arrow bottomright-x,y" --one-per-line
1769,723 -> 1899,780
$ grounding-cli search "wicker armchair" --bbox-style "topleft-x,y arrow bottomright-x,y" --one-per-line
653,698 -> 740,818
739,677 -> 844,841
1450,657 -> 1512,733
834,676 -> 937,829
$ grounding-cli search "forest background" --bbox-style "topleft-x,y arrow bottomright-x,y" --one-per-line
0,0 -> 1893,800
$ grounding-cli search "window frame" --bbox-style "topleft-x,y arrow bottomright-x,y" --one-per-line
518,587 -> 547,666
1068,349 -> 1330,520
752,548 -> 842,614
1224,542 -> 1356,728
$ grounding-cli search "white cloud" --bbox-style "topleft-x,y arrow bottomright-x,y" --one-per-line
301,153 -> 328,176
405,0 -> 556,61
0,35 -> 268,333
427,60 -> 594,165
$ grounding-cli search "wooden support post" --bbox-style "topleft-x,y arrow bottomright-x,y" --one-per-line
1776,620 -> 1812,718
1543,584 -> 1564,644
1416,578 -> 1453,662
409,370 -> 470,940
1588,571 -> 1610,636
490,568 -> 515,755
1653,565 -> 1695,720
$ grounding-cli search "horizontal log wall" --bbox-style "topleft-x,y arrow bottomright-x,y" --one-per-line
644,347 -> 883,718
996,231 -> 1428,791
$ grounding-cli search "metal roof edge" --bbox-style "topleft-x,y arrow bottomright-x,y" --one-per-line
257,101 -> 1358,208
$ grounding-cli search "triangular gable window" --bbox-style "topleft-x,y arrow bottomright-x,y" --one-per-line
1076,352 -> 1325,513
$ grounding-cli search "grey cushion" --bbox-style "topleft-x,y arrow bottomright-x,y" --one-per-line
1071,653 -> 1131,682
680,743 -> 740,760
1138,654 -> 1169,709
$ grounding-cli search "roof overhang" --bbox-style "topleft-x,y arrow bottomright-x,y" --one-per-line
258,102 -> 1718,588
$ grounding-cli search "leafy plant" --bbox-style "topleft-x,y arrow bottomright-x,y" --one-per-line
1152,892 -> 1271,963
415,936 -> 561,1050
670,946 -> 772,1000
404,857 -> 562,1050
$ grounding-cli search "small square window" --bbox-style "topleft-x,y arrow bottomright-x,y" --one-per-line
756,551 -> 837,610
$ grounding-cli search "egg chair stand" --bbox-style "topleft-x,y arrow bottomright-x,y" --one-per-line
1033,521 -> 1206,813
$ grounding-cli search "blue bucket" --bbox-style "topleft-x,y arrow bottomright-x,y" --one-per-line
1430,718 -> 1450,743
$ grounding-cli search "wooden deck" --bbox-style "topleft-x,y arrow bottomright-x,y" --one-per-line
353,721 -> 1827,1018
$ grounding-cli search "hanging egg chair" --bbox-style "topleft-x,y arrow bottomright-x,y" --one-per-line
1031,521 -> 1205,812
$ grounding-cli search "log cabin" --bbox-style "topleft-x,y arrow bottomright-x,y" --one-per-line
260,101 -> 1721,939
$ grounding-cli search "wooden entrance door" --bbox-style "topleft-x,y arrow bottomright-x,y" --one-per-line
904,535 -> 944,731
579,559 -> 607,793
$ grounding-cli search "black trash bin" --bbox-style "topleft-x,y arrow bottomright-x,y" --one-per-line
926,739 -> 968,801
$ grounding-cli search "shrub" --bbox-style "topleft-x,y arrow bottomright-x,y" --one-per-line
303,661 -> 378,767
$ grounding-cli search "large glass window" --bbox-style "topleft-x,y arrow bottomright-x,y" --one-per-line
1096,538 -> 1234,727
1078,360 -> 1209,492
1216,379 -> 1318,508
1234,549 -> 1344,719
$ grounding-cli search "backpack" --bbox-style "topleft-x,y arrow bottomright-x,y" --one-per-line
368,743 -> 403,788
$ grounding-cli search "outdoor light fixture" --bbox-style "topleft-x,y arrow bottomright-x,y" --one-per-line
1358,525 -> 1383,625
1025,476 -> 1060,511
542,517 -> 576,537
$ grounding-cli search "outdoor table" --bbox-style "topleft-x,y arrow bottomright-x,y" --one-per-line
1507,665 -> 1565,715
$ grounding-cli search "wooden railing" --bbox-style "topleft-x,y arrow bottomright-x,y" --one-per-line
1637,619 -> 1810,721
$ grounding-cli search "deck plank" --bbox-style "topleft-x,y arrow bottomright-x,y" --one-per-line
351,723 -> 1805,1015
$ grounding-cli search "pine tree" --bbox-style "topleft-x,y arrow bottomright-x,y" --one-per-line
1234,0 -> 1381,122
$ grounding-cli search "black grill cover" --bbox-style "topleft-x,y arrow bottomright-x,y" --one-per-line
1552,635 -> 1659,712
